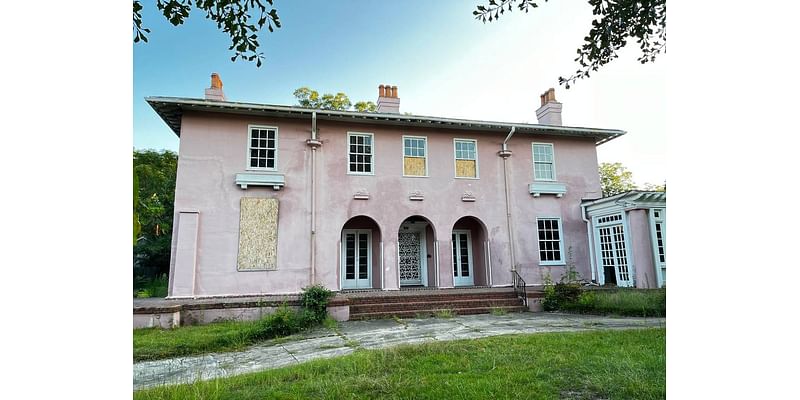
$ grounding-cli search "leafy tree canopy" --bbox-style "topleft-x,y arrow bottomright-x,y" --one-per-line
133,0 -> 281,67
599,162 -> 637,197
293,87 -> 377,112
473,0 -> 666,88
134,149 -> 178,278
599,162 -> 665,197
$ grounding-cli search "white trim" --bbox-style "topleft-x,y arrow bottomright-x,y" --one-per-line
434,241 -> 440,288
246,124 -> 279,172
453,138 -> 479,179
341,229 -> 373,289
621,211 -> 635,287
380,241 -> 384,290
648,208 -> 666,288
452,230 -> 475,286
592,213 -> 634,287
487,241 -> 493,286
401,135 -> 429,177
531,142 -> 556,181
536,217 -> 566,266
346,131 -> 375,176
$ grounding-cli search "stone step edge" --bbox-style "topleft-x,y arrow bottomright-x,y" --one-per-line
350,298 -> 524,312
347,293 -> 528,305
349,306 -> 528,320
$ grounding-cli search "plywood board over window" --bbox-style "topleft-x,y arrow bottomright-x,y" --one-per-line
404,157 -> 426,176
237,197 -> 279,271
454,139 -> 478,178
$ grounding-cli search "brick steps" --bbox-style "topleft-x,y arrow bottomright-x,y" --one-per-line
349,305 -> 528,321
346,289 -> 530,320
350,298 -> 524,314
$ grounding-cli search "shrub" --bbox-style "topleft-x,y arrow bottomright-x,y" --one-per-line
250,305 -> 313,340
300,284 -> 335,323
561,288 -> 666,317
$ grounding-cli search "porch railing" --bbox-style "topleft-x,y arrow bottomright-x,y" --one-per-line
512,270 -> 527,307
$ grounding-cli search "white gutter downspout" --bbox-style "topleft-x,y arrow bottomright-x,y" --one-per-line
306,111 -> 322,285
499,127 -> 516,273
580,203 -> 596,282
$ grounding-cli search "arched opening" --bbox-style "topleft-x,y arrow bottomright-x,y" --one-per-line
398,215 -> 437,288
452,216 -> 490,287
340,216 -> 382,290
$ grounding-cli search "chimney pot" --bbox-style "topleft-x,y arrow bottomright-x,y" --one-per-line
376,83 -> 400,113
535,88 -> 562,125
204,72 -> 226,101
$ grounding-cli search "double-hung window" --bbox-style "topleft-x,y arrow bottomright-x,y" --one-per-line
348,132 -> 374,174
403,136 -> 427,176
454,139 -> 478,178
532,143 -> 556,181
248,125 -> 278,170
537,217 -> 565,265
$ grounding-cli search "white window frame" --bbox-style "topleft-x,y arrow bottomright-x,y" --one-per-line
532,142 -> 556,181
402,135 -> 428,177
453,138 -> 479,179
246,124 -> 279,171
536,217 -> 566,266
592,212 -> 635,287
346,131 -> 375,176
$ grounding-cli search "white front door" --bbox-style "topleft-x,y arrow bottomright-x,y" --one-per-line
597,224 -> 633,287
452,230 -> 474,286
341,230 -> 371,289
398,224 -> 427,286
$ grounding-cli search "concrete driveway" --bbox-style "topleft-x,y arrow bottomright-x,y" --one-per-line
134,312 -> 665,390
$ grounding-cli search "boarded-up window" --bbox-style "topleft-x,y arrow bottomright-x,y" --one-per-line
454,139 -> 477,178
237,198 -> 279,270
403,137 -> 427,176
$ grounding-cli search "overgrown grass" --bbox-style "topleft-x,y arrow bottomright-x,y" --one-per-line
561,288 -> 666,317
134,274 -> 169,298
134,306 -> 312,361
135,328 -> 666,399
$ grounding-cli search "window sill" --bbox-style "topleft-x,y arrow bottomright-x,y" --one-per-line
402,175 -> 429,178
539,262 -> 566,267
529,182 -> 567,198
347,172 -> 375,176
235,172 -> 285,190
454,176 -> 480,180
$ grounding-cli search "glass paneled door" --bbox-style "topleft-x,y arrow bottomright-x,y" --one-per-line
341,230 -> 371,289
452,230 -> 474,286
597,223 -> 633,287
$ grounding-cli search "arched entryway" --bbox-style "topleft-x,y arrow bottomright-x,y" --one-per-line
340,216 -> 382,290
398,215 -> 437,287
452,216 -> 490,287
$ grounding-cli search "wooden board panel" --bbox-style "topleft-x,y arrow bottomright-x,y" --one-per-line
237,197 -> 279,271
455,159 -> 476,178
403,156 -> 426,176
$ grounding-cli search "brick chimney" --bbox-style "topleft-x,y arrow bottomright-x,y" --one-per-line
376,84 -> 400,113
204,73 -> 226,101
535,88 -> 562,125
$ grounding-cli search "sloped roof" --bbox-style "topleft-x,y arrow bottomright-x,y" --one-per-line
582,190 -> 666,209
146,96 -> 626,145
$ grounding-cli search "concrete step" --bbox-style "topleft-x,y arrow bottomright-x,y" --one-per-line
347,291 -> 520,305
350,298 -> 524,314
349,305 -> 528,321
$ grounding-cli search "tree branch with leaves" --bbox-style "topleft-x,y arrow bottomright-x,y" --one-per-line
473,0 -> 666,88
133,0 -> 282,67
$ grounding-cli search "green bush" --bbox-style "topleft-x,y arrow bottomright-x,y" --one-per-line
300,284 -> 335,323
542,282 -> 582,311
561,288 -> 666,317
250,305 -> 314,340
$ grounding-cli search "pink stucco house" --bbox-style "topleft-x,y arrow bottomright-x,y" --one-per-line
147,74 -> 666,302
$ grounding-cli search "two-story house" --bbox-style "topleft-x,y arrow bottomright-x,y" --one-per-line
146,74 -> 665,305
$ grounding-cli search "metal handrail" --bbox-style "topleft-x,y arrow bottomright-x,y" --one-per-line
512,270 -> 527,307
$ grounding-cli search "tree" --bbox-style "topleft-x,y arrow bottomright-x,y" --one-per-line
134,149 -> 178,279
473,0 -> 666,88
643,181 -> 666,192
599,162 -> 637,197
133,0 -> 281,67
293,87 -> 377,112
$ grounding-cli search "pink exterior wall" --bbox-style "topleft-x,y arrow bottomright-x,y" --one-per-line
168,111 -> 603,297
628,209 -> 658,289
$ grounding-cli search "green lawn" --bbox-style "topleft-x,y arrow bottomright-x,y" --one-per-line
135,328 -> 665,400
134,319 -> 265,362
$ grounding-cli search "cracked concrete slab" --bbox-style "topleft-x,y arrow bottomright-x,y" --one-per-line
134,313 -> 665,391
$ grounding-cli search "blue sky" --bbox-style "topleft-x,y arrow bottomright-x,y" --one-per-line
134,0 -> 666,185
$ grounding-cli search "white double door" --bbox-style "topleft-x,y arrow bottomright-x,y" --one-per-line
452,230 -> 474,286
341,230 -> 372,289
